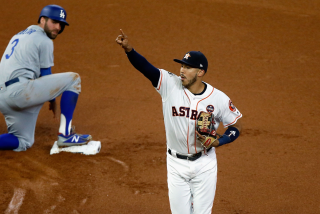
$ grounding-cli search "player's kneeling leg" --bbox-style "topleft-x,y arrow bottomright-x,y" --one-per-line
0,134 -> 19,150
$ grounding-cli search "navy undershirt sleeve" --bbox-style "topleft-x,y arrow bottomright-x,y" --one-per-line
126,49 -> 160,87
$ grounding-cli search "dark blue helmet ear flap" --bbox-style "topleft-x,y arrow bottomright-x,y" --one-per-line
38,5 -> 69,34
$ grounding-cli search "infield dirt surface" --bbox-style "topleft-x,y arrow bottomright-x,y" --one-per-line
0,0 -> 319,213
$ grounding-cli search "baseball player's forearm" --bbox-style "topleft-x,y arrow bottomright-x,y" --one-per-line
218,120 -> 242,146
126,49 -> 160,87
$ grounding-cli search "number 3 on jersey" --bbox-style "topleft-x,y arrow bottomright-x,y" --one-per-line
5,39 -> 19,59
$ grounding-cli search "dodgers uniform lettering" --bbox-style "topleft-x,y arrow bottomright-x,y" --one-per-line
16,28 -> 36,35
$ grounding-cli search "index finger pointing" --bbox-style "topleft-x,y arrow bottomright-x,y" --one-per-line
120,29 -> 127,37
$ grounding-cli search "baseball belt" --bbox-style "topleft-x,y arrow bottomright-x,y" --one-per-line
168,147 -> 212,161
5,78 -> 19,87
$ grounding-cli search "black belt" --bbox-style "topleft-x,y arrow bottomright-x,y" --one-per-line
5,78 -> 19,87
168,147 -> 212,161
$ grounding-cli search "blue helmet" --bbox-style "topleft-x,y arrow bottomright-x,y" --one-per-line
38,5 -> 69,34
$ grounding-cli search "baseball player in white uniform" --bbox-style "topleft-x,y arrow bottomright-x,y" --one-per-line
116,30 -> 242,214
0,5 -> 91,151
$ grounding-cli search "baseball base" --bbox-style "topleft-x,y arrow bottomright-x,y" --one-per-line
50,141 -> 101,155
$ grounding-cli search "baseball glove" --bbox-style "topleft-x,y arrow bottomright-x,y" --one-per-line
196,111 -> 218,149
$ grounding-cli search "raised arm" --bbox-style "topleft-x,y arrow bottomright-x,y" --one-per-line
115,29 -> 160,87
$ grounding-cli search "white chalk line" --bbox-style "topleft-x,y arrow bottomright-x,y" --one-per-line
43,195 -> 65,213
107,157 -> 129,172
81,198 -> 87,206
72,197 -> 88,213
5,188 -> 26,214
88,157 -> 129,173
43,205 -> 56,214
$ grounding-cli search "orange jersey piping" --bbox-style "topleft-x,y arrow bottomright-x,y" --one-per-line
156,69 -> 163,91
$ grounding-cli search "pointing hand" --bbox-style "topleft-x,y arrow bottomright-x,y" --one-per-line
115,29 -> 133,52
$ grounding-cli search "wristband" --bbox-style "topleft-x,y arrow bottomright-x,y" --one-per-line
224,126 -> 240,142
217,135 -> 231,146
218,126 -> 240,146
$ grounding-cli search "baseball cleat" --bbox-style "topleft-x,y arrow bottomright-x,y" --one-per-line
57,133 -> 92,147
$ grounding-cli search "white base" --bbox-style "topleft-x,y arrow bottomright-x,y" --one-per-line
50,141 -> 101,155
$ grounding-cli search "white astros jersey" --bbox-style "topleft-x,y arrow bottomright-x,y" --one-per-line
0,25 -> 53,82
156,69 -> 242,154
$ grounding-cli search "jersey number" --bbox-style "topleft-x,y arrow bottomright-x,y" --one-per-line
5,39 -> 19,59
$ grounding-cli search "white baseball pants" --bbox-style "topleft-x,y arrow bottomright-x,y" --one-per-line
167,148 -> 218,214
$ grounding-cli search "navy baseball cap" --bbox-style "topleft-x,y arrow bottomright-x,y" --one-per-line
174,51 -> 208,72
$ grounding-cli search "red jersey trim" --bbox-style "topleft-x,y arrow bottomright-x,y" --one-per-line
224,113 -> 242,128
196,88 -> 215,110
183,90 -> 191,154
156,69 -> 163,91
184,90 -> 191,103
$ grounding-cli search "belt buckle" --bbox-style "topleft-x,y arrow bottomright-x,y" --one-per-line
187,155 -> 196,161
188,153 -> 195,159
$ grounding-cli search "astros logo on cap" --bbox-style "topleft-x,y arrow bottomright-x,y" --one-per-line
184,53 -> 191,59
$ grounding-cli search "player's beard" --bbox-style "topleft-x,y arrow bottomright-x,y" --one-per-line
182,73 -> 197,89
44,22 -> 59,40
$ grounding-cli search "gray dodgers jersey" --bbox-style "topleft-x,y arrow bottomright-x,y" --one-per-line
0,25 -> 54,82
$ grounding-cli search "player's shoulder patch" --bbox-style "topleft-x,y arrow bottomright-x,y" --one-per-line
228,100 -> 237,112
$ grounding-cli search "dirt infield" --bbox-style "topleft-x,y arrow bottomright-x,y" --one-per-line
0,0 -> 319,213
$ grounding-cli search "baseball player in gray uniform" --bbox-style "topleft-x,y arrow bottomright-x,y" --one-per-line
0,5 -> 91,151
116,30 -> 242,214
